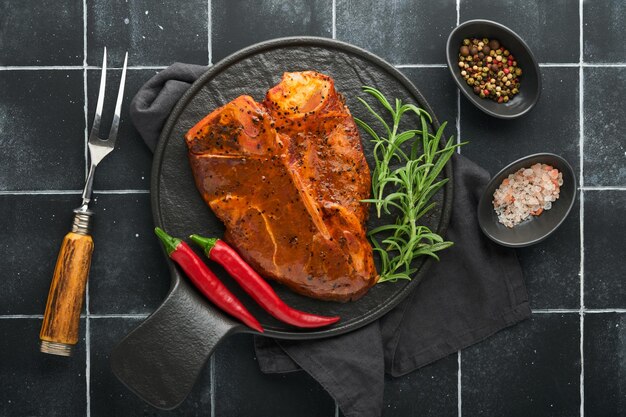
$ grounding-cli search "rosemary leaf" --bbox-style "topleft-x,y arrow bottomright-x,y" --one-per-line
358,86 -> 467,283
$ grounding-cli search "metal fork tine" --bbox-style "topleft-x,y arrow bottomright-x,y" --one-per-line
90,47 -> 107,141
107,51 -> 128,145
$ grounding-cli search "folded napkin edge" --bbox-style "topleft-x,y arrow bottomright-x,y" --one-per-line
388,301 -> 531,377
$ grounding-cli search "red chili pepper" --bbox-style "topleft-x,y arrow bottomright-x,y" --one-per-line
154,228 -> 263,333
189,235 -> 340,328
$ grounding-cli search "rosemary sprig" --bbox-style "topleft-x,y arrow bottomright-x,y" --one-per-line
355,86 -> 466,283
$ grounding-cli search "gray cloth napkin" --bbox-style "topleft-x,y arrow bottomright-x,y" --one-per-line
130,63 -> 531,417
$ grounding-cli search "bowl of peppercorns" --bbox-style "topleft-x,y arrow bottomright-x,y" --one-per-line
446,19 -> 541,119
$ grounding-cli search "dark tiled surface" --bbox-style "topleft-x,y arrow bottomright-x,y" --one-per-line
0,195 -> 79,314
2,1 -> 626,417
0,0 -> 83,66
211,0 -> 332,63
88,193 -> 170,314
0,319 -> 86,417
583,67 -> 626,186
401,67 -> 459,139
460,68 -> 579,176
87,69 -> 156,190
336,0 -> 456,65
583,0 -> 626,63
584,313 -> 626,417
214,334 -> 336,417
90,318 -> 212,416
87,0 -> 209,66
462,314 -> 580,417
382,355 -> 458,417
460,0 -> 579,63
584,191 -> 626,308
519,198 -> 580,309
0,70 -> 85,191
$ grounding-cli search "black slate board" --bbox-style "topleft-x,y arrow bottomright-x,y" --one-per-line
111,37 -> 453,409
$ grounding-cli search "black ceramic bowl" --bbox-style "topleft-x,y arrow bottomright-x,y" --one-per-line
446,19 -> 541,119
478,153 -> 576,247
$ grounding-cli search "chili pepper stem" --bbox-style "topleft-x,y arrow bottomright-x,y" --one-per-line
154,227 -> 182,256
189,234 -> 219,258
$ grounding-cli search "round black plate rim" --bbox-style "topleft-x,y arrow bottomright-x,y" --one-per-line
151,36 -> 454,339
446,19 -> 542,119
478,152 -> 576,248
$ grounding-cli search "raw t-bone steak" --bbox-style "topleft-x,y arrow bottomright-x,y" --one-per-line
185,71 -> 378,302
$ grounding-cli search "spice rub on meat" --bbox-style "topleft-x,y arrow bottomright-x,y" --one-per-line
185,71 -> 378,302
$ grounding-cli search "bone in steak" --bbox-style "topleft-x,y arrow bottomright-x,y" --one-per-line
185,71 -> 378,302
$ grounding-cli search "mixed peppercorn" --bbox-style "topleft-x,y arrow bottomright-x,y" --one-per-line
458,37 -> 522,103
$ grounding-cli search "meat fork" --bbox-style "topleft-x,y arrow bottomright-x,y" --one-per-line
40,48 -> 128,356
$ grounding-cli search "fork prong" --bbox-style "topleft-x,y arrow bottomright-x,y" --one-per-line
107,51 -> 128,145
90,47 -> 108,141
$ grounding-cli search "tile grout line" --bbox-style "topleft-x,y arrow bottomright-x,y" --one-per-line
1,187 -> 624,197
85,312 -> 91,417
394,64 -> 447,68
82,2 -> 93,416
533,309 -> 580,313
208,0 -> 212,65
0,314 -> 152,319
0,65 -> 168,70
330,9 -> 336,344
0,189 -> 150,195
210,354 -> 216,417
89,313 -> 149,319
584,309 -> 626,314
578,0 -> 585,415
83,0 -> 92,415
581,62 -> 626,67
457,350 -> 462,417
455,0 -> 461,156
3,63 -> 626,71
332,0 -> 336,40
580,186 -> 626,191
3,309 -> 626,320
456,2 -> 462,416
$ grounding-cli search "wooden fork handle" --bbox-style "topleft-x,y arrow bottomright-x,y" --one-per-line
40,230 -> 94,356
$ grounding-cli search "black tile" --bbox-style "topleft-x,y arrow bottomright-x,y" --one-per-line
401,67 -> 459,139
462,314 -> 580,417
0,71 -> 85,191
87,69 -> 156,190
584,0 -> 626,63
211,0 -> 332,63
90,317 -> 212,416
0,318 -> 86,417
88,193 -> 170,314
214,334 -> 335,417
0,0 -> 83,66
584,191 -> 626,308
0,195 -> 81,315
460,0 -> 579,63
519,197 -> 580,309
87,0 -> 208,66
584,313 -> 626,417
583,67 -> 626,186
336,0 -> 456,65
382,354 -> 458,417
460,68 -> 579,177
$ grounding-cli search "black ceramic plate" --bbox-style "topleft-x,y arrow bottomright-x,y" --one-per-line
111,37 -> 453,409
155,36 -> 453,338
478,153 -> 576,247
